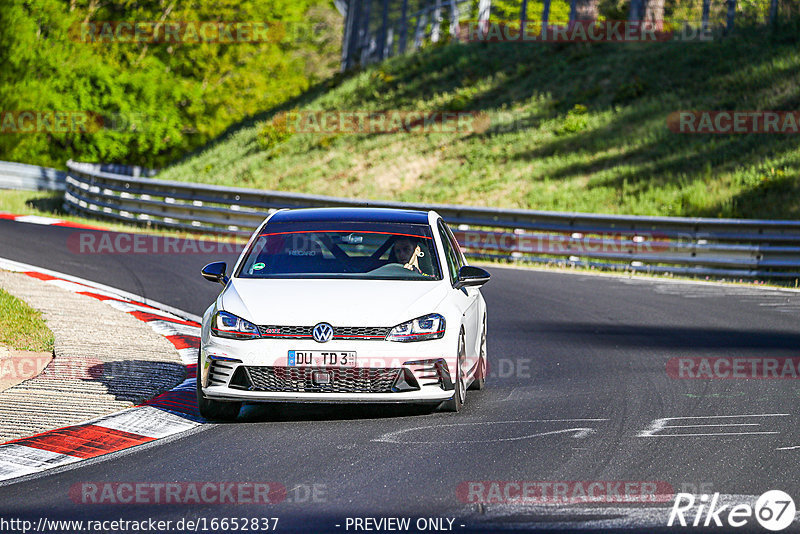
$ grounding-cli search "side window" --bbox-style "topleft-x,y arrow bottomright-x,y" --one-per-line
438,221 -> 459,285
443,223 -> 466,268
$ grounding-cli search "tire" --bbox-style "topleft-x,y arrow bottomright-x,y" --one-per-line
469,318 -> 487,391
439,330 -> 466,412
196,352 -> 241,422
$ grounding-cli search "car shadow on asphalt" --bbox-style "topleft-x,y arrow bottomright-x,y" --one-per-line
235,401 -> 439,423
89,359 -> 188,404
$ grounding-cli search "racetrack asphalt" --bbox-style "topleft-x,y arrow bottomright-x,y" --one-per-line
1,219 -> 799,533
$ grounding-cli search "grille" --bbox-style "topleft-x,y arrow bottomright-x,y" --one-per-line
332,326 -> 391,339
258,325 -> 390,340
259,325 -> 309,337
238,366 -> 401,393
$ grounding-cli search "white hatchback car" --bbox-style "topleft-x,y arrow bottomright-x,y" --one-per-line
197,207 -> 489,420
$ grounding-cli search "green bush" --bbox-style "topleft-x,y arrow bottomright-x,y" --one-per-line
557,104 -> 589,134
0,0 -> 340,168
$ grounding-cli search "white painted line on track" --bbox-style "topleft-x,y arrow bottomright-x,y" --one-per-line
638,414 -> 791,438
642,432 -> 780,437
13,215 -> 61,225
373,419 -> 609,444
662,423 -> 762,428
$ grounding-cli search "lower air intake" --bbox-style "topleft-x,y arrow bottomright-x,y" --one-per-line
236,366 -> 403,393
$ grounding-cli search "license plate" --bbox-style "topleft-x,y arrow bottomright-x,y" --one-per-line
287,350 -> 356,367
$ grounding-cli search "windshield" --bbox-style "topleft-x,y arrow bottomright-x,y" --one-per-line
236,222 -> 441,280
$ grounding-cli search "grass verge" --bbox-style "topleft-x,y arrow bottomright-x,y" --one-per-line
156,25 -> 800,219
0,287 -> 54,352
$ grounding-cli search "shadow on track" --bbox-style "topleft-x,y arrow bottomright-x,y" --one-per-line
236,401 -> 438,423
528,321 -> 800,350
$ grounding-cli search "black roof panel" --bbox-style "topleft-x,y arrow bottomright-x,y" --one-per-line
268,207 -> 431,225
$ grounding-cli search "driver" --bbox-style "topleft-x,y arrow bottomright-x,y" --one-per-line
391,237 -> 424,273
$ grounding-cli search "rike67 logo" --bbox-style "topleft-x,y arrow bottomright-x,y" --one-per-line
668,491 -> 796,531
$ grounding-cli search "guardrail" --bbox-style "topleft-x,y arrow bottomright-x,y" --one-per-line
0,161 -> 66,191
64,160 -> 800,280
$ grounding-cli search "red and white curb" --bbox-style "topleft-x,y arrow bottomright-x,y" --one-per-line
0,257 -> 205,482
0,212 -> 107,231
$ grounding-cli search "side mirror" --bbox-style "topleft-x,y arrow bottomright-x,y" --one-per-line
201,262 -> 229,285
454,265 -> 490,289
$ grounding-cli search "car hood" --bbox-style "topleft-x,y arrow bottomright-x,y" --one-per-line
220,278 -> 450,327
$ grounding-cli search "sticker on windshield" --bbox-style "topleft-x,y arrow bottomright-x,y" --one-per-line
253,262 -> 266,270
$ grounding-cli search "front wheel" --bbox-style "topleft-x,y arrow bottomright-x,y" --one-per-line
439,331 -> 466,412
469,318 -> 487,391
196,352 -> 241,421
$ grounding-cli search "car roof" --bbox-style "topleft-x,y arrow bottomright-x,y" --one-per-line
267,207 -> 432,225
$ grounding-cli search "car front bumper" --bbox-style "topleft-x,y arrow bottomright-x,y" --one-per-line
202,388 -> 453,404
199,335 -> 458,404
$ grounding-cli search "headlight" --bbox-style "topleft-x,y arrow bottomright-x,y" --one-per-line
386,313 -> 445,342
211,311 -> 261,340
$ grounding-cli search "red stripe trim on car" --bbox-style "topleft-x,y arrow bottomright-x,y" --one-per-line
258,230 -> 432,239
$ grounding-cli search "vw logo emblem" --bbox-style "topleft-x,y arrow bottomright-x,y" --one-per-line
312,322 -> 333,343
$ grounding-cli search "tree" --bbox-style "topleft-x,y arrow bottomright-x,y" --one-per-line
629,0 -> 665,25
570,0 -> 599,21
0,0 -> 341,168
